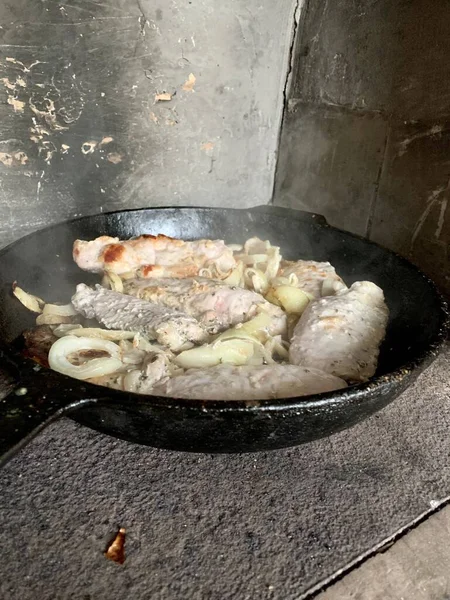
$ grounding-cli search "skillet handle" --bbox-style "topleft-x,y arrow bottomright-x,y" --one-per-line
0,359 -> 100,468
249,204 -> 328,225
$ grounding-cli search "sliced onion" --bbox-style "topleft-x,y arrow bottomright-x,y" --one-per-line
217,312 -> 272,343
322,278 -> 348,297
239,312 -> 272,337
122,347 -> 147,365
57,327 -> 137,341
133,333 -> 158,352
49,336 -> 123,380
227,243 -> 243,252
269,276 -> 290,287
101,273 -> 110,289
265,288 -> 282,307
264,336 -> 289,361
105,271 -> 124,293
288,273 -> 299,286
12,284 -> 45,314
215,330 -> 260,344
272,285 -> 311,314
244,237 -> 269,255
222,262 -> 244,287
175,339 -> 256,369
199,267 -> 213,278
244,267 -> 269,294
238,253 -> 268,266
36,314 -> 75,325
120,271 -> 136,281
265,246 -> 281,281
43,303 -> 78,317
53,324 -> 83,337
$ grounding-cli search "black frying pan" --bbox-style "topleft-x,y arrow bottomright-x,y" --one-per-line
0,205 -> 447,465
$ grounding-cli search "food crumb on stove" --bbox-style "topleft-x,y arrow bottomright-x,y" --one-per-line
104,527 -> 126,565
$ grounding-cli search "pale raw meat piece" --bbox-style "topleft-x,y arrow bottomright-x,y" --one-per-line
151,363 -> 347,400
289,281 -> 389,382
73,234 -> 236,276
123,277 -> 286,335
277,260 -> 346,298
72,284 -> 208,351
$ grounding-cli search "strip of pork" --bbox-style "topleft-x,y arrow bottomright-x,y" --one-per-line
123,277 -> 287,335
289,281 -> 389,382
73,234 -> 236,277
150,363 -> 347,400
277,260 -> 346,298
71,284 -> 209,351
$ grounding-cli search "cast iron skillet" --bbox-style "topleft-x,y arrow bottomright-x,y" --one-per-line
0,205 -> 447,466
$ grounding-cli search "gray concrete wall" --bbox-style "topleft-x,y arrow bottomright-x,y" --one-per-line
274,0 -> 450,296
0,0 -> 298,246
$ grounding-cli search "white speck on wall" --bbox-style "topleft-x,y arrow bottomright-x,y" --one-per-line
435,198 -> 448,239
81,141 -> 98,155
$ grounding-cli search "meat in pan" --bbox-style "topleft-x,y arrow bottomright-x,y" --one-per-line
289,281 -> 389,382
15,232 -> 389,401
73,234 -> 236,277
72,284 -> 208,351
151,364 -> 347,400
277,260 -> 346,298
123,277 -> 286,335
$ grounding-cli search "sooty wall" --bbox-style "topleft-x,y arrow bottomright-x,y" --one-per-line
0,0 -> 298,246
274,0 -> 450,296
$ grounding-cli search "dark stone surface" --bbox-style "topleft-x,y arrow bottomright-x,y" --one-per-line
0,0 -> 296,246
275,0 -> 450,296
369,120 -> 450,294
274,102 -> 387,236
291,0 -> 399,112
1,345 -> 449,600
291,0 -> 450,120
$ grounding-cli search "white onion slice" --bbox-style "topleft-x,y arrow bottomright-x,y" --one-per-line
175,339 -> 256,369
227,243 -> 243,252
246,267 -> 269,294
36,314 -> 75,325
49,336 -> 123,380
217,312 -> 272,343
265,246 -> 281,281
43,303 -> 78,317
53,324 -> 83,337
223,262 -> 244,287
13,284 -> 45,314
106,271 -> 124,293
269,276 -> 290,287
198,267 -> 213,278
322,278 -> 348,297
55,327 -> 137,341
244,237 -> 269,255
238,253 -> 268,265
272,285 -> 312,314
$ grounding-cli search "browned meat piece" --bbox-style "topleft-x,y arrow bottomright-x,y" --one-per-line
22,325 -> 57,367
73,234 -> 236,277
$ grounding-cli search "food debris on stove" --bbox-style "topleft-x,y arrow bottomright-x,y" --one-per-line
104,527 -> 126,565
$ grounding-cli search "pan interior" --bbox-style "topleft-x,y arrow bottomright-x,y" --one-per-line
0,207 -> 443,379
